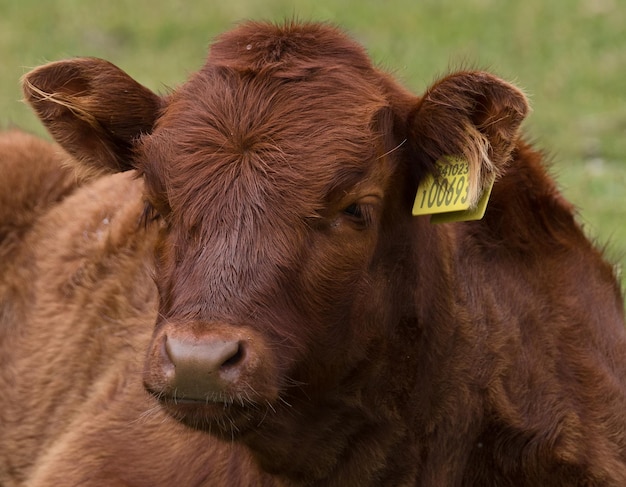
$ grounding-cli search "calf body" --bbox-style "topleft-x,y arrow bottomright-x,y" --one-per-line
1,21 -> 626,486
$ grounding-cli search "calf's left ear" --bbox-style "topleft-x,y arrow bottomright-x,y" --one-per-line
407,71 -> 529,208
22,58 -> 162,175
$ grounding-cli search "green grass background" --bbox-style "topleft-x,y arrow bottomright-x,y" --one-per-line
1,0 -> 625,290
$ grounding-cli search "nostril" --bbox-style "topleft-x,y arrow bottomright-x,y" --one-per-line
221,342 -> 244,368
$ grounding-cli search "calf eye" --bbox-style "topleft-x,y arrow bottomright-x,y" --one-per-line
141,200 -> 162,227
343,203 -> 363,219
341,202 -> 374,227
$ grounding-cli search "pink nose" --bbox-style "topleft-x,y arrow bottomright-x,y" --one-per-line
163,335 -> 246,401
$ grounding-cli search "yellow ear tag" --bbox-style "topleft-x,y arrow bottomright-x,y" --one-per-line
411,157 -> 495,223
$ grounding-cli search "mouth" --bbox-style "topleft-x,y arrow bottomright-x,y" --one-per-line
150,391 -> 270,437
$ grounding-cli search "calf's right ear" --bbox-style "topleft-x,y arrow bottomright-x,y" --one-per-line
22,58 -> 162,174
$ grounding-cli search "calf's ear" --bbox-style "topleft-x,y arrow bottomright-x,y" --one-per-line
407,71 -> 529,207
22,58 -> 162,174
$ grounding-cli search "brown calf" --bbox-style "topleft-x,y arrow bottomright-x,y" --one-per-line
1,20 -> 626,486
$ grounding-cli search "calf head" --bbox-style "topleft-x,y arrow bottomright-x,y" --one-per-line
23,20 -> 527,469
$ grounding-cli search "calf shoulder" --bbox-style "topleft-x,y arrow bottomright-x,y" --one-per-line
456,141 -> 626,485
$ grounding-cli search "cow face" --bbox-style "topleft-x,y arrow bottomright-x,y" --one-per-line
22,21 -> 527,440
135,52 -> 400,434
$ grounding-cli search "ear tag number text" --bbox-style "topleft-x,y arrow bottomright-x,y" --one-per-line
412,157 -> 495,223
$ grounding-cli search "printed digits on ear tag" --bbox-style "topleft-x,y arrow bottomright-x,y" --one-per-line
412,157 -> 471,216
412,157 -> 494,223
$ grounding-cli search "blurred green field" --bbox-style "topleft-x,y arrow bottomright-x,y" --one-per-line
1,0 -> 625,290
